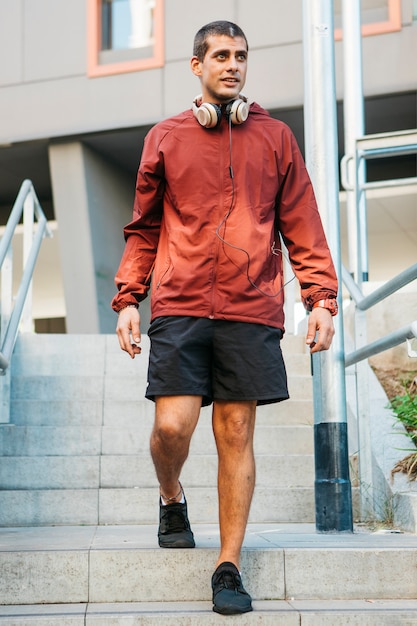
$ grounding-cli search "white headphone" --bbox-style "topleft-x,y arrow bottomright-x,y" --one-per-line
192,94 -> 249,128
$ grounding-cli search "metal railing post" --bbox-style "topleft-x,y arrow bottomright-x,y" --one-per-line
0,245 -> 13,423
354,308 -> 374,518
342,0 -> 368,284
302,0 -> 353,532
22,191 -> 35,333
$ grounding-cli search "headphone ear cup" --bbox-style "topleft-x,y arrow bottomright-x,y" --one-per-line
192,98 -> 222,128
226,98 -> 250,125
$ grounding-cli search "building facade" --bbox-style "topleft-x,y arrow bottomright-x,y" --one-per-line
0,0 -> 416,333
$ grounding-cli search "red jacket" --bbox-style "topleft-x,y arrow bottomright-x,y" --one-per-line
112,102 -> 337,331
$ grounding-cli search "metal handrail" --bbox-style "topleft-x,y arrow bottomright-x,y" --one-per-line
0,180 -> 52,374
340,129 -> 417,192
343,263 -> 417,311
342,264 -> 417,367
345,320 -> 417,368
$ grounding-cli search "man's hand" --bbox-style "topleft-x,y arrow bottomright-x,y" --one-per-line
116,307 -> 141,359
305,307 -> 335,353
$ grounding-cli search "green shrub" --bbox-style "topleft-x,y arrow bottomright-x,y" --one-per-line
389,375 -> 417,481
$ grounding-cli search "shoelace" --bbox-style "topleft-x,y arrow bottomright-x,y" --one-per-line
160,507 -> 188,533
213,570 -> 243,595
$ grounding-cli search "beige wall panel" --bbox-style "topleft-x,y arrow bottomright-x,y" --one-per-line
23,0 -> 86,81
340,188 -> 417,282
0,0 -> 22,86
164,60 -> 199,118
361,26 -> 417,96
164,0 -> 237,61
368,232 -> 417,282
401,0 -> 415,24
0,70 -> 164,144
85,69 -> 165,129
244,43 -> 305,109
238,0 -> 303,48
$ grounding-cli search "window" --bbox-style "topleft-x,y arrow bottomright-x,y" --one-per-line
334,0 -> 402,39
87,0 -> 164,77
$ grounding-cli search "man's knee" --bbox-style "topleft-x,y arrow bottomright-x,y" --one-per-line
153,396 -> 201,446
153,418 -> 190,445
213,401 -> 256,449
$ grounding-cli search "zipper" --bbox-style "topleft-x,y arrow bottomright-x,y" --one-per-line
156,261 -> 171,289
209,120 -> 233,318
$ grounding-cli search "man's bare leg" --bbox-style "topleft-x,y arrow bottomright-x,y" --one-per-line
150,395 -> 202,500
212,400 -> 257,570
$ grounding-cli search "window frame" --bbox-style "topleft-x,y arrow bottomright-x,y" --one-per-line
87,0 -> 164,78
334,0 -> 402,40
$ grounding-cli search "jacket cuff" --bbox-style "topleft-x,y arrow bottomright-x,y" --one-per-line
304,292 -> 338,312
111,299 -> 139,314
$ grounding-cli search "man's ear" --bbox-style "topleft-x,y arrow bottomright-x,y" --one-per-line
190,56 -> 202,77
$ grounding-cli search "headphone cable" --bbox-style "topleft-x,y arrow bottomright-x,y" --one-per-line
215,115 -> 295,298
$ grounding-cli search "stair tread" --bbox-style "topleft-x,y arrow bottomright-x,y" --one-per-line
2,332 -> 337,527
0,453 -> 315,489
1,524 -> 417,606
3,522 -> 417,551
2,599 -> 417,625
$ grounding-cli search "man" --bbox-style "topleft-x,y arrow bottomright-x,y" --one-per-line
112,20 -> 338,616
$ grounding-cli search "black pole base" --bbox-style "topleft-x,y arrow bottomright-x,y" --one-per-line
314,422 -> 354,533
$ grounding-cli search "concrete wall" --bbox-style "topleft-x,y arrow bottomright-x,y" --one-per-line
48,142 -> 136,333
0,0 -> 416,144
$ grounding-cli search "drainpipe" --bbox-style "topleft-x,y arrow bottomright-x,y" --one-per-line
302,0 -> 353,532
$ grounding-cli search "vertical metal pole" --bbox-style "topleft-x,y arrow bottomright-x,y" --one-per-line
342,0 -> 368,284
302,0 -> 353,532
343,0 -> 373,520
0,246 -> 12,423
22,189 -> 34,333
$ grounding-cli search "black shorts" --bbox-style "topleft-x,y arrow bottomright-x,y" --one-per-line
145,316 -> 289,407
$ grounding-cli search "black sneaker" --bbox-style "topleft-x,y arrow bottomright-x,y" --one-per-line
211,561 -> 253,615
158,498 -> 195,548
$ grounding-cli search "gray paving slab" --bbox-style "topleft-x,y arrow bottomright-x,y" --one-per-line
0,525 -> 97,551
85,601 -> 298,625
1,523 -> 417,553
0,604 -> 87,625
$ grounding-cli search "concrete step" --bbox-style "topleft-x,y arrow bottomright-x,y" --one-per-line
102,424 -> 313,456
3,331 -> 317,527
0,425 -> 102,456
10,397 -> 314,427
10,372 -> 312,403
10,333 -> 312,401
3,600 -> 417,625
0,423 -> 314,457
11,332 -> 308,366
1,524 -> 417,606
0,454 -> 315,490
0,486 -> 317,527
11,332 -> 310,376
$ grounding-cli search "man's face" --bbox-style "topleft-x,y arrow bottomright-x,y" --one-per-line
191,35 -> 248,104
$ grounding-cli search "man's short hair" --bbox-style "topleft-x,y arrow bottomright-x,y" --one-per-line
193,21 -> 249,62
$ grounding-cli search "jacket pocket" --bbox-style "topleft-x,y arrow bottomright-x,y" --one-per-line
155,259 -> 173,289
